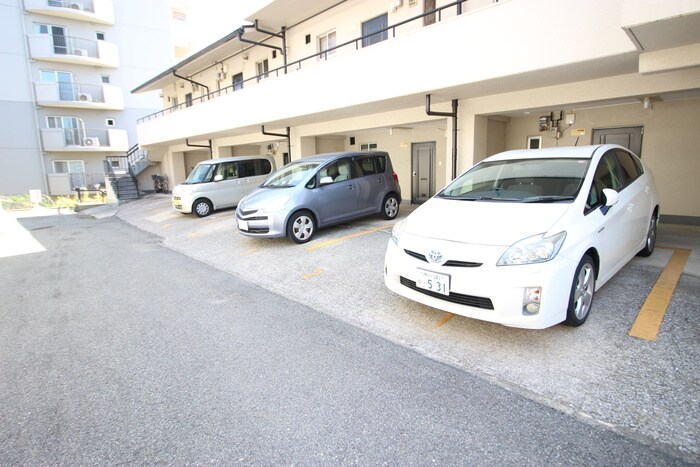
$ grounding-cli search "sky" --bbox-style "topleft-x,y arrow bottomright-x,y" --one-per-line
186,0 -> 272,51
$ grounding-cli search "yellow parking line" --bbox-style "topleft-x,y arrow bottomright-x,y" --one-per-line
629,247 -> 691,341
435,313 -> 455,328
306,225 -> 391,251
303,268 -> 324,280
239,248 -> 258,257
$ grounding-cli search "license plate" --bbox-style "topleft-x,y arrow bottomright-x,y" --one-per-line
238,219 -> 248,231
173,202 -> 181,209
416,269 -> 450,296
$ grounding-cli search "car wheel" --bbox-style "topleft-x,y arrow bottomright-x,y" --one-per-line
564,254 -> 595,327
637,214 -> 657,257
287,210 -> 316,244
381,193 -> 400,220
193,198 -> 213,217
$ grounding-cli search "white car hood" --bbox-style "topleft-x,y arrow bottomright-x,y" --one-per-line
405,197 -> 571,246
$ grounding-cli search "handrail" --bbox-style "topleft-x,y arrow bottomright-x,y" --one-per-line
137,0 -> 466,123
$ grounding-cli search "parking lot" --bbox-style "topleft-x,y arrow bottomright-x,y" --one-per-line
103,195 -> 699,461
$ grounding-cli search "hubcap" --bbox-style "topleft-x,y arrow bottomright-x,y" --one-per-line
573,263 -> 594,320
293,216 -> 313,240
385,197 -> 398,218
196,203 -> 209,216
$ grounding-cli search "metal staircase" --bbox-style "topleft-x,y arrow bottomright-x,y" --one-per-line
104,144 -> 149,201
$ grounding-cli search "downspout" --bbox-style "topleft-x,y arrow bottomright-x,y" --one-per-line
186,139 -> 213,159
261,125 -> 291,161
173,71 -> 209,95
239,20 -> 287,74
426,94 -> 458,180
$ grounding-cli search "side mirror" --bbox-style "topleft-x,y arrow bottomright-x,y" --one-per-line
319,176 -> 333,186
600,188 -> 619,215
213,174 -> 224,182
602,188 -> 619,207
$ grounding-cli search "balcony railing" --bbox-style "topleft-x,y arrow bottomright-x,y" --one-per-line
138,0 -> 467,123
28,34 -> 119,68
40,128 -> 129,152
47,172 -> 106,195
34,81 -> 124,109
24,0 -> 115,25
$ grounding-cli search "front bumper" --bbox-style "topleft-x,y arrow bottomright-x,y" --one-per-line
383,237 -> 578,329
236,208 -> 287,238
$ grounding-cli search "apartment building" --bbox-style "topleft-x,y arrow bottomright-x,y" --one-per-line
0,0 -> 175,198
133,0 -> 700,224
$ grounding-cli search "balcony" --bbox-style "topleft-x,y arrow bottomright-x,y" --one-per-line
24,0 -> 115,25
40,128 -> 129,152
35,82 -> 124,110
28,34 -> 119,68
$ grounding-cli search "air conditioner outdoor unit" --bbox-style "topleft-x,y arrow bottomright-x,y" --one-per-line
73,48 -> 88,57
78,93 -> 92,102
84,137 -> 100,147
69,2 -> 83,10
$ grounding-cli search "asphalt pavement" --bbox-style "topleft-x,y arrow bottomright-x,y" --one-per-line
0,200 -> 698,464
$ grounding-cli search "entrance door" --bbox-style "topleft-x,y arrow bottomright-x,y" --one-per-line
592,126 -> 643,157
411,142 -> 436,204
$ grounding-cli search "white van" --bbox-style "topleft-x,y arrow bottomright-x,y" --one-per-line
171,155 -> 276,217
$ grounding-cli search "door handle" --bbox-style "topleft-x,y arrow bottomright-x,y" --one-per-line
413,172 -> 417,177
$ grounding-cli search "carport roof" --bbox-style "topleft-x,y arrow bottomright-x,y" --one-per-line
131,0 -> 343,94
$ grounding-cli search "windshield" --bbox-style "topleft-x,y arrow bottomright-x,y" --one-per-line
183,163 -> 215,184
263,161 -> 321,188
440,158 -> 590,202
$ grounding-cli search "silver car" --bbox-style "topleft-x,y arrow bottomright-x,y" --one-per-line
236,151 -> 402,243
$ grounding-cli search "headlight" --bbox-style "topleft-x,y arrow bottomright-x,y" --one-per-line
497,231 -> 566,266
390,219 -> 407,246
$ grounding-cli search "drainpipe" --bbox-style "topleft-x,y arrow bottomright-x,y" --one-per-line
239,20 -> 287,74
426,94 -> 458,180
173,71 -> 209,95
186,139 -> 213,158
261,125 -> 291,161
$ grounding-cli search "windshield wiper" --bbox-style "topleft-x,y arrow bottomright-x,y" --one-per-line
521,196 -> 576,203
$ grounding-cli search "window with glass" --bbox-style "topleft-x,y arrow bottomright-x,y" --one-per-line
40,70 -> 74,100
256,59 -> 269,81
318,30 -> 336,59
362,14 -> 388,47
47,116 -> 80,145
319,159 -> 352,183
232,73 -> 243,91
35,24 -> 67,54
360,143 -> 378,152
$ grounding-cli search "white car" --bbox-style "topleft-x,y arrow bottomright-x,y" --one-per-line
384,144 -> 660,329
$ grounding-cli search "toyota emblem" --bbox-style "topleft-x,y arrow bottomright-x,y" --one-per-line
427,249 -> 443,264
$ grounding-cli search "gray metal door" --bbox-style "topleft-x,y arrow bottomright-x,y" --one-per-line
411,142 -> 435,204
592,126 -> 643,157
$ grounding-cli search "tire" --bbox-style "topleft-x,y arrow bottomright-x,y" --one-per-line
637,214 -> 657,257
193,198 -> 213,217
381,193 -> 400,220
564,254 -> 596,327
287,210 -> 316,244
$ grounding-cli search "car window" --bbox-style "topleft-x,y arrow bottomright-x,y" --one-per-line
354,156 -> 377,176
615,149 -> 643,186
586,152 -> 622,212
376,155 -> 387,172
216,162 -> 238,180
319,159 -> 353,183
184,163 -> 215,184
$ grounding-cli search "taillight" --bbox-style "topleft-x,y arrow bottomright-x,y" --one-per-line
392,171 -> 399,183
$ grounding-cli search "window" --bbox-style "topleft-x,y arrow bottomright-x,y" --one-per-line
47,116 -> 80,145
615,149 -> 643,186
354,156 -> 377,176
216,162 -> 238,180
172,96 -> 179,108
232,72 -> 243,91
238,159 -> 272,177
35,24 -> 67,55
319,159 -> 353,183
256,59 -> 269,81
360,143 -> 378,152
40,70 -> 74,100
53,160 -> 86,188
105,118 -> 115,127
101,75 -> 110,84
96,32 -> 105,41
185,93 -> 192,107
587,152 -> 623,212
362,14 -> 388,47
318,30 -> 336,59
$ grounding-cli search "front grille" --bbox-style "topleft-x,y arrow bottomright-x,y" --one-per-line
237,209 -> 258,217
400,277 -> 494,310
246,227 -> 269,234
244,216 -> 268,221
403,249 -> 482,268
